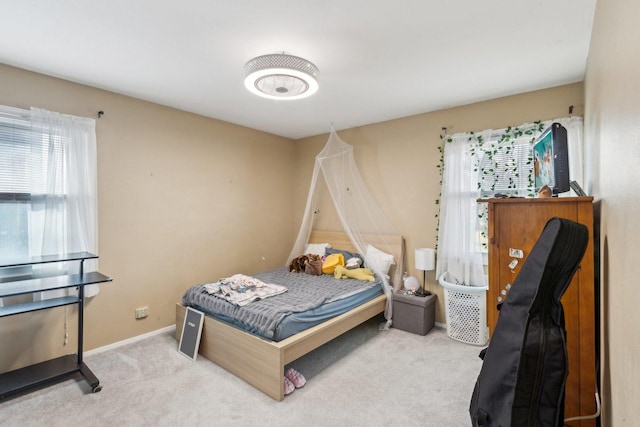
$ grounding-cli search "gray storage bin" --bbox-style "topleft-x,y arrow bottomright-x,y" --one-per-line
392,292 -> 436,335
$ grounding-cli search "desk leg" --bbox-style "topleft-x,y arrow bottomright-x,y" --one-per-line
79,362 -> 102,393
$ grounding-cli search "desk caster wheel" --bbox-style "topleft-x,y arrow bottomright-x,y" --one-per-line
92,384 -> 102,393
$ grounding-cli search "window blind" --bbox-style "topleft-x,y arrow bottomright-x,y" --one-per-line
478,136 -> 534,197
0,107 -> 65,197
0,107 -> 31,196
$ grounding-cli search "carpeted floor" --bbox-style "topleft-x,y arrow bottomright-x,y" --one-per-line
0,317 -> 483,426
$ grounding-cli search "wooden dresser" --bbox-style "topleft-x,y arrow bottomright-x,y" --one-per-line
483,196 -> 597,426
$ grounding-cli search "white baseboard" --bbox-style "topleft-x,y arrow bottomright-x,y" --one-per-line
85,324 -> 176,357
435,321 -> 446,329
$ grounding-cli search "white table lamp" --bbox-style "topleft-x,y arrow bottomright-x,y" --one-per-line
415,248 -> 436,297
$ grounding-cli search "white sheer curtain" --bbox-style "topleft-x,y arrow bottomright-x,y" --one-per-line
436,130 -> 492,287
30,108 -> 100,298
436,117 -> 584,287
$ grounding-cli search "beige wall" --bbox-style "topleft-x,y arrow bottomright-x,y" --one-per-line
585,0 -> 640,424
0,64 -> 296,371
295,83 -> 584,324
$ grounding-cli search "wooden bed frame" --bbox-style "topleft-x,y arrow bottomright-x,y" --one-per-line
175,230 -> 404,401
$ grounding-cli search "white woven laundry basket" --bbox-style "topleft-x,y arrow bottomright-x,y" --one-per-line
439,273 -> 488,346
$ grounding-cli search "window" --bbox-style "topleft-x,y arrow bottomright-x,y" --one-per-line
436,118 -> 583,287
0,106 -> 98,271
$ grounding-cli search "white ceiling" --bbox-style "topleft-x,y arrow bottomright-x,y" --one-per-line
0,1 -> 596,139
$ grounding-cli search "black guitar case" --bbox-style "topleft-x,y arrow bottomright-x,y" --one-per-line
470,217 -> 589,426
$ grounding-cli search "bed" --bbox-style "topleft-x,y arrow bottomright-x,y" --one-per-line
175,230 -> 404,401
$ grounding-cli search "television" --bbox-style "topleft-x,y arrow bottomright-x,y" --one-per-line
533,123 -> 570,195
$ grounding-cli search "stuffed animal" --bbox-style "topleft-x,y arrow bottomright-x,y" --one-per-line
290,254 -> 322,273
289,254 -> 309,273
345,257 -> 362,269
322,253 -> 344,274
537,185 -> 552,198
333,265 -> 375,282
304,254 -> 323,276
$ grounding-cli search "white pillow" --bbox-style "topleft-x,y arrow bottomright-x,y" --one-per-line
364,244 -> 395,276
305,243 -> 332,256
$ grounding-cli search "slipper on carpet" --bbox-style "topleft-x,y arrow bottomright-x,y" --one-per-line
284,376 -> 295,395
285,367 -> 306,389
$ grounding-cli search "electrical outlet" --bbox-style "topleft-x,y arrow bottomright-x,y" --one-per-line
135,306 -> 149,319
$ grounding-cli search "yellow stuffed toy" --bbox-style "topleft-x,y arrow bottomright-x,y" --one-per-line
333,265 -> 375,282
322,253 -> 345,274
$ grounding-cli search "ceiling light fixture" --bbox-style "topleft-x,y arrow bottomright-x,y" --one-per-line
244,53 -> 319,100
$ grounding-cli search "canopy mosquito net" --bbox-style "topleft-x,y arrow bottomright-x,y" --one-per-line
286,128 -> 402,325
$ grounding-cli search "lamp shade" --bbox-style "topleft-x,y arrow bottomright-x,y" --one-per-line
415,248 -> 435,271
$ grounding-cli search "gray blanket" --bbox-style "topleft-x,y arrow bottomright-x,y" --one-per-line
182,267 -> 380,339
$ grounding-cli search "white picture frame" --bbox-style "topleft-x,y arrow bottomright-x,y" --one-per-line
178,307 -> 205,361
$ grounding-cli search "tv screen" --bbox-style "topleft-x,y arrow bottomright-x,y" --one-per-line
533,123 -> 570,195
